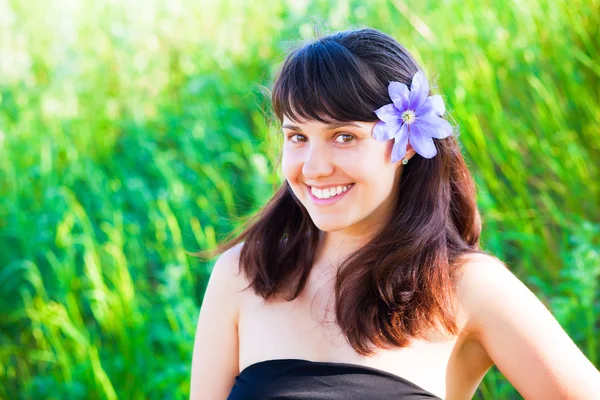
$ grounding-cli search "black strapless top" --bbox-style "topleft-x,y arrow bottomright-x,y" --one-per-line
227,358 -> 442,399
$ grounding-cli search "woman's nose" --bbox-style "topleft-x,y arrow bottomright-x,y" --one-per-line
301,144 -> 334,179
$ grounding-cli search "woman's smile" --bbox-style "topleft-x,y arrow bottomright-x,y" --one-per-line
305,183 -> 355,206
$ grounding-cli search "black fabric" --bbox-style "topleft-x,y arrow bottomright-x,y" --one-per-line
227,358 -> 442,399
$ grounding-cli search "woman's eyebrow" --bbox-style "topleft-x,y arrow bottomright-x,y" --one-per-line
282,121 -> 361,131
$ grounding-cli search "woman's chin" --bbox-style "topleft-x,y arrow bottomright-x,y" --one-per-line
310,217 -> 350,233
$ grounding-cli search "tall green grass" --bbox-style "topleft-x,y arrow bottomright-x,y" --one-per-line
0,0 -> 598,398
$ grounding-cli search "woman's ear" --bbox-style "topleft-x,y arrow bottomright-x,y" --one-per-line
404,143 -> 417,161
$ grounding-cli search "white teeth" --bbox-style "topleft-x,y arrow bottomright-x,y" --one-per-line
311,184 -> 353,199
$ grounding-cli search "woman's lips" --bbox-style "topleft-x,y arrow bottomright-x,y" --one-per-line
305,183 -> 355,206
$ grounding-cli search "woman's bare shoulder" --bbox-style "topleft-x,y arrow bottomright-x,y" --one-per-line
453,252 -> 515,336
453,252 -> 600,399
209,242 -> 252,301
450,252 -> 505,332
454,252 -> 508,299
189,243 -> 250,399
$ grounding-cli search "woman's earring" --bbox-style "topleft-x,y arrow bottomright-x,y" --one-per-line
402,158 -> 408,165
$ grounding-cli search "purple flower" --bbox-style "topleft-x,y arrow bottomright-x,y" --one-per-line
372,70 -> 453,163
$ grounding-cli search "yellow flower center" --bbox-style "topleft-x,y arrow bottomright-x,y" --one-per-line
401,110 -> 416,124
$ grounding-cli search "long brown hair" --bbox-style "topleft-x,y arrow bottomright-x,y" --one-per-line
197,28 -> 488,355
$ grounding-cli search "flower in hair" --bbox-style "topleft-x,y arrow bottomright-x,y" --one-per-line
372,70 -> 453,163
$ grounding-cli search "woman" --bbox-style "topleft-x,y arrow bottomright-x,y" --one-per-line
190,28 -> 600,399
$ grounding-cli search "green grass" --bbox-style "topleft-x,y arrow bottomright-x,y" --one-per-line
0,0 -> 598,399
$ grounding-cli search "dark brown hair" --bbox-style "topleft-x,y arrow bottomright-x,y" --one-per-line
198,28 -> 488,355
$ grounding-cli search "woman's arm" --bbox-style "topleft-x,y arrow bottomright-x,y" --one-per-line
190,244 -> 245,400
459,254 -> 600,399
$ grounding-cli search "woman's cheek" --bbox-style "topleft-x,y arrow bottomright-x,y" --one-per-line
281,151 -> 300,183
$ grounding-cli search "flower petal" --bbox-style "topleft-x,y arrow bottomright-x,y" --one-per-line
415,114 -> 452,139
388,81 -> 410,112
415,94 -> 445,117
426,95 -> 445,116
372,119 -> 401,141
409,124 -> 438,158
391,123 -> 409,163
374,103 -> 401,123
415,94 -> 446,117
415,101 -> 432,116
408,70 -> 429,111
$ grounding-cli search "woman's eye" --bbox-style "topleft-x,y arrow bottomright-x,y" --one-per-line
287,134 -> 306,143
286,133 -> 354,143
335,134 -> 354,143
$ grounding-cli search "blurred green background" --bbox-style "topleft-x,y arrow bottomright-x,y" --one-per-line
1,0 -> 598,399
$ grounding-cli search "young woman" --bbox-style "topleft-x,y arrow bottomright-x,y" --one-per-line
190,28 -> 600,399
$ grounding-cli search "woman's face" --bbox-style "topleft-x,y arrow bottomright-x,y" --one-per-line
281,116 -> 413,235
